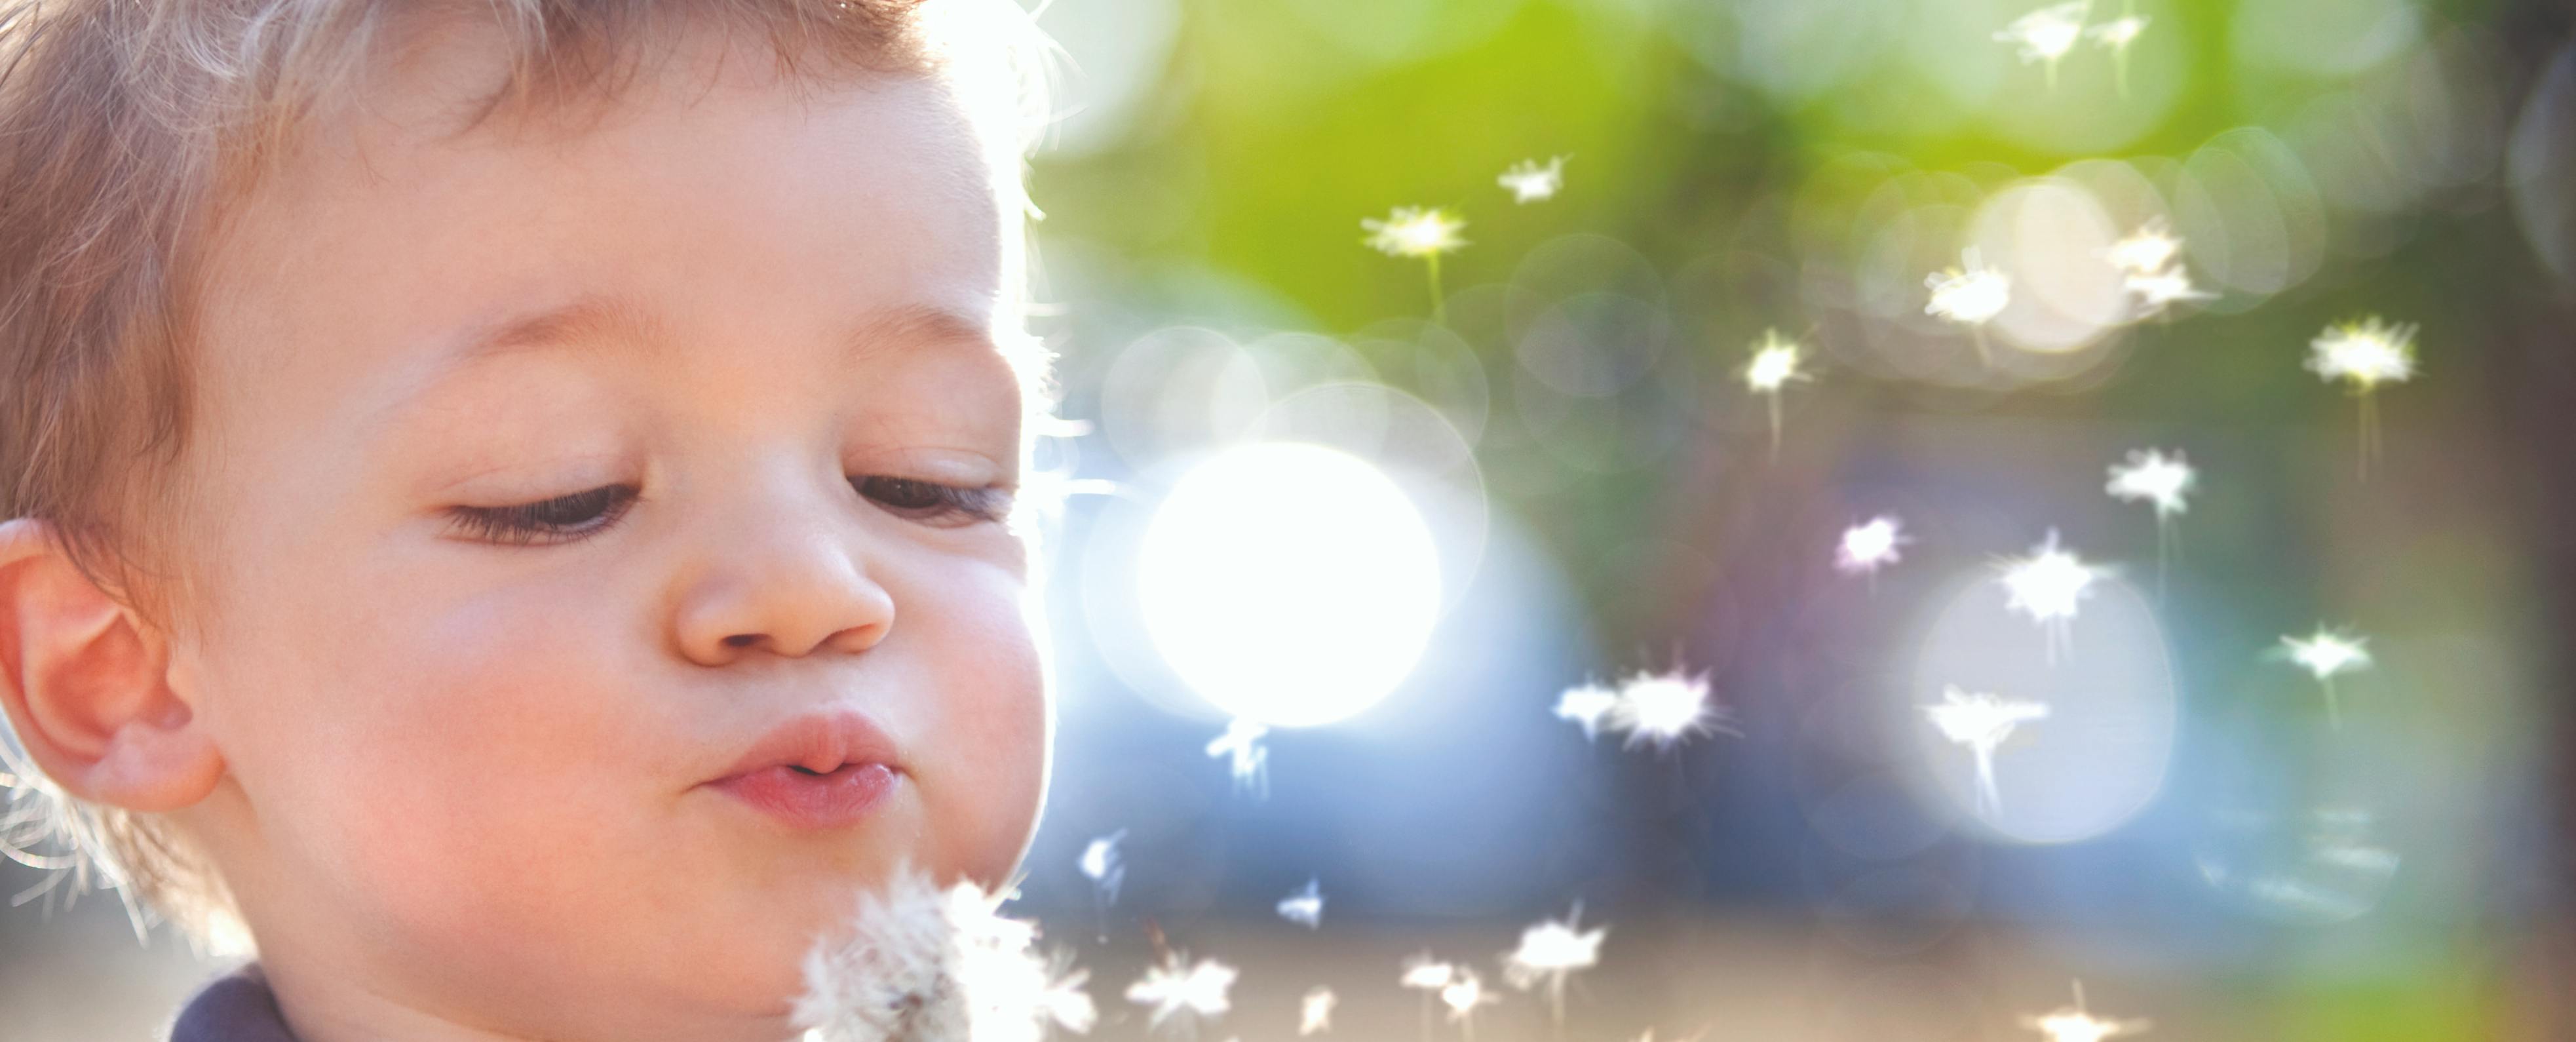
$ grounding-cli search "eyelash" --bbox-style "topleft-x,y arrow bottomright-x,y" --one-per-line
446,476 -> 1014,547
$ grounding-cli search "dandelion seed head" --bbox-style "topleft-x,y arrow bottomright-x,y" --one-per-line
1078,830 -> 1126,903
793,864 -> 1091,1042
1553,682 -> 1621,741
1438,967 -> 1499,1022
1923,685 -> 2051,751
1927,248 -> 2012,326
1608,669 -> 1734,752
1363,206 -> 1468,258
1744,329 -> 1808,394
2105,449 -> 2195,518
1997,529 -> 2104,628
1123,951 -> 1237,1032
1498,156 -> 1569,204
2123,267 -> 2216,316
2087,14 -> 2149,51
1994,3 -> 2091,66
2106,220 -> 2182,275
2282,628 -> 2372,680
2307,317 -> 2419,390
1501,912 -> 1606,990
1299,987 -> 1336,1035
1205,718 -> 1271,793
1276,878 -> 1325,929
1400,953 -> 1455,992
1836,516 -> 1909,575
2022,982 -> 2151,1042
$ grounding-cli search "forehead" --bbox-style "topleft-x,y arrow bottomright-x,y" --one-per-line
189,16 -> 1008,448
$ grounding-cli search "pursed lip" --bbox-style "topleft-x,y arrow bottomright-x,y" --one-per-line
704,706 -> 905,785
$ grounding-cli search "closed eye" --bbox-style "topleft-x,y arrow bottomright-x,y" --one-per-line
445,475 -> 1013,546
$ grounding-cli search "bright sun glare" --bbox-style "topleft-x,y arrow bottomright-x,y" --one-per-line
1138,440 -> 1443,728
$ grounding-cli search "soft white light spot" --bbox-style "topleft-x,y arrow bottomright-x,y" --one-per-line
1140,442 -> 1442,727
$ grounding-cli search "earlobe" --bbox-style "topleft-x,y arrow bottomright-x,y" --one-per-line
0,518 -> 225,813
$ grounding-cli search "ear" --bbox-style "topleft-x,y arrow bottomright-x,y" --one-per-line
0,517 -> 223,812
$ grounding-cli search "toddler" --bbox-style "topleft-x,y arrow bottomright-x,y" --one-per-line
0,1 -> 1064,1039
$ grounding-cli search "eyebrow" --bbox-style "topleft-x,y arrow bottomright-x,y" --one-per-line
441,295 -> 1001,372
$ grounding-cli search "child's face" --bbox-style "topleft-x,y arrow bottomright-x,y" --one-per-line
160,23 -> 1048,1041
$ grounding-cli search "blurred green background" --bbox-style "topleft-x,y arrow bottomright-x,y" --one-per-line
10,0 -> 2576,1039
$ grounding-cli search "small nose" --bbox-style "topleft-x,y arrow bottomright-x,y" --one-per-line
672,493 -> 895,666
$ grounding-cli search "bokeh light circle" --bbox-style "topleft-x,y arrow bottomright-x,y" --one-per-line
1137,441 -> 1442,728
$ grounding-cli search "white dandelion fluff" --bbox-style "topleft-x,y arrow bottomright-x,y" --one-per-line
1123,950 -> 1238,1035
2107,450 -> 2195,519
1922,685 -> 2051,819
1742,328 -> 1811,459
1997,529 -> 2108,663
1078,830 -> 1126,905
1607,668 -> 1739,752
1299,987 -> 1336,1035
1276,878 -> 1325,929
2105,220 -> 2182,276
2022,980 -> 2151,1041
1363,206 -> 1469,326
2278,627 -> 2373,729
1501,904 -> 1607,1026
1552,682 -> 1621,741
2087,10 -> 2150,97
793,863 -> 1095,1042
2307,317 -> 2419,479
1205,718 -> 1271,798
1400,953 -> 1455,992
1836,515 -> 1910,581
2106,448 -> 2194,596
2123,267 -> 2216,318
1926,248 -> 2011,362
1398,953 -> 1453,1042
1438,966 -> 1501,1040
1497,156 -> 1569,204
1995,1 -> 2094,88
1556,670 -> 1738,750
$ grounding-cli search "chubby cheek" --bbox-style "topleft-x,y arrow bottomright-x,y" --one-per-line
282,579 -> 661,958
906,570 -> 1052,893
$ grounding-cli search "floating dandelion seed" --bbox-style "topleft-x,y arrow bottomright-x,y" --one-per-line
1124,951 -> 1237,1034
1077,828 -> 1126,942
1276,878 -> 1325,929
1363,206 -> 1469,326
1606,668 -> 1739,752
1553,682 -> 1621,741
2279,627 -> 2372,729
1742,328 -> 1811,460
1078,830 -> 1125,903
1926,248 -> 2011,363
1205,718 -> 1271,798
2087,6 -> 2150,98
2105,220 -> 2182,276
1836,515 -> 1910,583
2306,317 -> 2419,479
1438,967 -> 1500,1041
1997,529 -> 2107,663
1501,904 -> 1607,1026
1923,685 -> 2051,819
793,862 -> 1095,1042
1497,156 -> 1568,204
1995,1 -> 2093,89
2023,980 -> 2151,1042
1299,987 -> 1336,1036
1399,953 -> 1455,991
2123,267 -> 2215,318
1398,954 -> 1454,1042
2105,448 -> 2195,597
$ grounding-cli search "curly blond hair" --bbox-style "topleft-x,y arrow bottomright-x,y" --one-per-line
0,0 -> 1059,958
